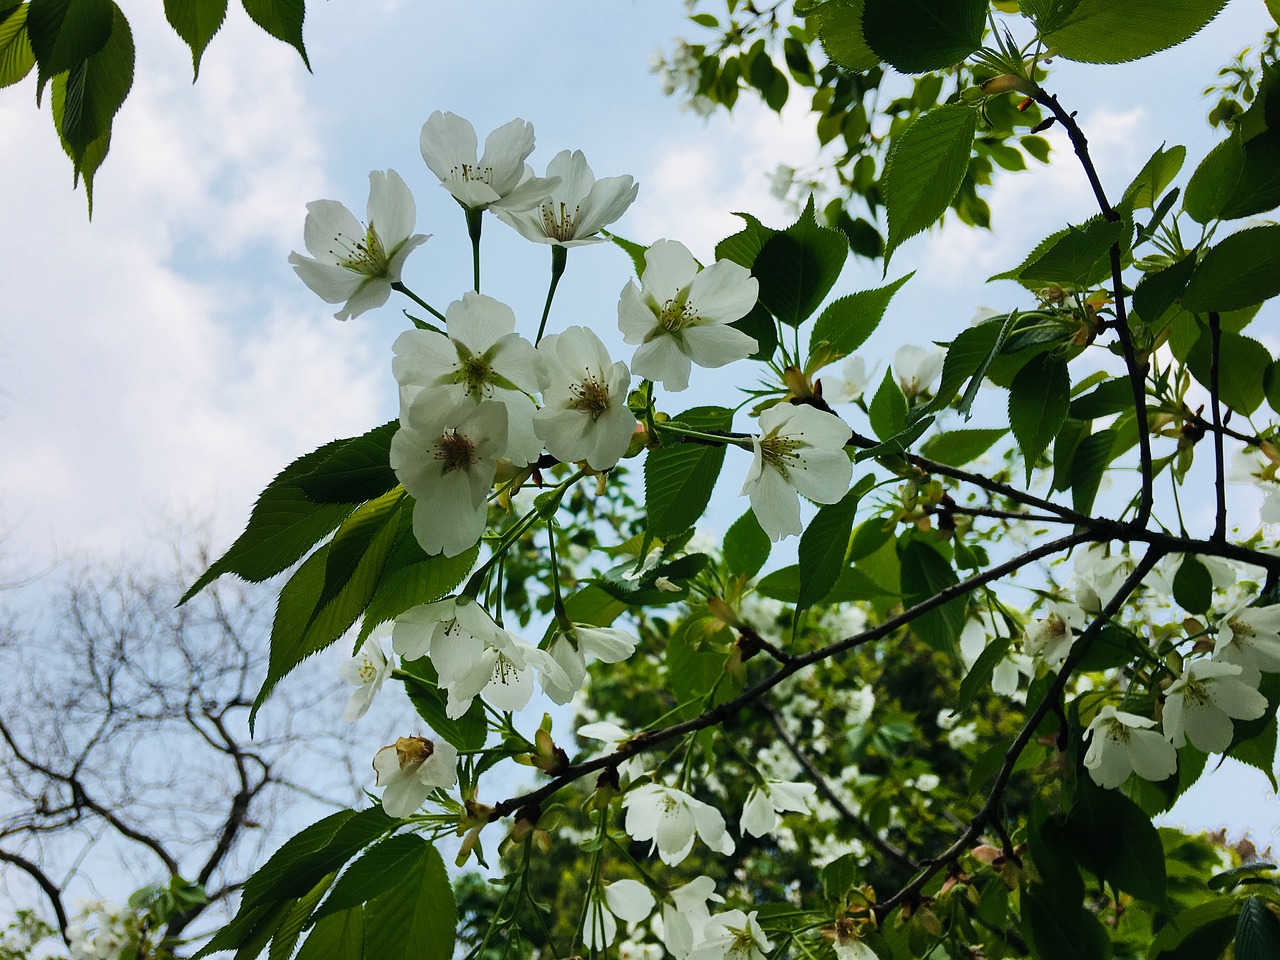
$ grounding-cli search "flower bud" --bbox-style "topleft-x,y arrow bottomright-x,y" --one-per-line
980,73 -> 1034,97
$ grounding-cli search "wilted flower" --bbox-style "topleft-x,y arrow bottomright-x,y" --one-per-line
1083,705 -> 1178,788
373,736 -> 459,817
289,169 -> 428,321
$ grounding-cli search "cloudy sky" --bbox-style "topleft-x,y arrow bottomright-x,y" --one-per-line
1,0 -> 1278,839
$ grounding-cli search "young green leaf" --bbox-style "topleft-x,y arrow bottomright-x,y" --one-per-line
361,845 -> 455,960
753,196 -> 848,326
808,272 -> 912,371
1009,354 -> 1070,484
724,509 -> 771,579
1182,224 -> 1280,313
164,0 -> 227,78
1184,133 -> 1245,223
1036,0 -> 1229,64
797,476 -> 872,613
867,368 -> 908,441
919,428 -> 1007,467
1123,143 -> 1187,209
815,0 -> 879,73
645,407 -> 733,537
398,657 -> 488,752
0,3 -> 36,88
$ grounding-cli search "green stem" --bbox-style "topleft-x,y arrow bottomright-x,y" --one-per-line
544,522 -> 571,629
655,421 -> 753,450
536,245 -> 568,342
466,206 -> 484,292
390,281 -> 446,327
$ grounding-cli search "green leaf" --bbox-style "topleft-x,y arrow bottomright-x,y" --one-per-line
754,196 -> 847,326
398,656 -> 488,752
1068,378 -> 1132,420
1185,134 -> 1245,224
1268,360 -> 1280,415
50,0 -> 131,157
1017,217 -> 1123,285
241,0 -> 307,68
313,490 -> 405,619
1236,897 -> 1280,960
1229,715 -> 1278,792
815,0 -> 879,73
1009,354 -> 1070,484
931,318 -> 1002,411
0,2 -> 35,88
665,616 -> 740,718
1064,776 -> 1167,904
1187,329 -> 1272,415
918,428 -> 1007,466
164,0 -> 226,78
645,407 -> 732,537
1222,131 -> 1280,220
268,873 -> 334,960
861,0 -> 985,73
867,369 -> 907,441
1021,886 -> 1110,960
603,230 -> 647,276
312,835 -> 428,927
732,301 -> 778,361
1037,0 -> 1229,64
724,509 -> 771,579
562,583 -> 627,628
1070,429 -> 1115,515
883,103 -> 978,264
898,538 -> 966,652
297,421 -> 400,504
1148,897 -> 1239,960
26,0 -> 111,77
808,272 -> 912,370
1123,143 -> 1186,209
1209,863 -> 1279,892
361,844 -> 454,960
956,629 -> 1012,712
715,211 -> 776,269
1172,555 -> 1212,614
1133,253 -> 1196,324
295,908 -> 364,960
798,476 -> 872,613
1182,225 -> 1280,314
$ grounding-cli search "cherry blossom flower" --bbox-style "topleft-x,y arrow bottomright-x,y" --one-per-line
391,595 -> 503,671
739,779 -> 817,837
390,399 -> 508,557
373,736 -> 459,818
740,403 -> 853,542
1163,659 -> 1268,753
822,355 -> 873,404
289,169 -> 429,321
688,910 -> 773,960
438,628 -> 570,719
661,876 -> 724,960
618,239 -> 759,392
496,149 -> 637,247
960,614 -> 1032,697
393,292 -> 540,465
419,112 -> 557,213
834,936 -> 878,960
1083,705 -> 1178,788
577,720 -> 647,780
542,623 -> 639,704
1022,600 -> 1086,666
534,326 -> 636,470
893,344 -> 945,400
583,880 -> 656,950
338,632 -> 394,721
1214,603 -> 1280,683
622,783 -> 735,865
1070,544 -> 1133,614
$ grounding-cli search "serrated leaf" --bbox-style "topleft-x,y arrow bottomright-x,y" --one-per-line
313,490 -> 405,618
1133,253 -> 1196,324
1070,429 -> 1115,515
603,230 -> 647,276
754,196 -> 847,326
1148,897 -> 1239,960
1229,716 -> 1279,792
1209,863 -> 1279,893
867,368 -> 907,441
1187,329 -> 1272,415
0,3 -> 35,88
1236,897 -> 1280,960
398,657 -> 488,751
1017,217 -> 1123,285
1172,555 -> 1212,614
268,872 -> 334,960
809,272 -> 912,370
862,0 -> 985,73
715,211 -> 776,268
1037,0 -> 1229,64
931,318 -> 1001,411
1067,379 -> 1131,420
645,407 -> 732,537
1185,133 -> 1245,224
298,420 -> 400,504
1064,776 -> 1167,903
919,428 -> 1007,466
164,0 -> 226,78
26,0 -> 111,76
50,0 -> 131,158
241,0 -> 307,67
1183,225 -> 1280,313
883,104 -> 978,264
311,835 -> 428,927
899,538 -> 966,652
1009,354 -> 1070,483
956,629 -> 1012,712
362,844 -> 455,960
798,476 -> 872,612
1123,143 -> 1186,209
724,509 -> 771,579
357,542 -> 479,643
815,0 -> 879,73
295,908 -> 364,960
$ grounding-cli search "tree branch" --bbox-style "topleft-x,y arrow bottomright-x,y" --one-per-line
0,848 -> 70,940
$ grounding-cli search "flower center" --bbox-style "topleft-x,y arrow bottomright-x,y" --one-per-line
450,162 -> 495,185
539,201 -> 581,241
569,374 -> 611,420
332,222 -> 389,277
492,651 -> 519,687
393,736 -> 434,768
357,655 -> 378,683
458,352 -> 496,398
758,434 -> 801,473
435,429 -> 479,472
657,296 -> 698,334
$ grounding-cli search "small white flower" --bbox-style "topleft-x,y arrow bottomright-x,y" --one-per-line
1071,544 -> 1133,614
834,936 -> 878,960
1022,601 -> 1086,666
577,719 -> 647,780
618,239 -> 759,392
1083,705 -> 1178,788
822,355 -> 873,404
946,722 -> 979,750
845,685 -> 876,727
622,783 -> 735,865
1215,603 -> 1280,684
688,910 -> 773,960
534,326 -> 636,470
661,876 -> 724,960
583,879 -> 656,950
392,595 -> 502,671
543,623 -> 639,704
442,628 -> 570,718
1164,659 -> 1268,753
893,344 -> 945,400
419,112 -> 558,213
740,403 -> 852,542
391,399 -> 508,558
373,736 -> 459,817
496,149 -> 637,247
740,779 -> 817,837
338,632 -> 394,721
289,169 -> 429,321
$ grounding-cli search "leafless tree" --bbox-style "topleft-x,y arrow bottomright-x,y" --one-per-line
0,534 -> 394,952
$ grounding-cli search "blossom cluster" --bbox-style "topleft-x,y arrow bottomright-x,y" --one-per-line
66,900 -> 141,960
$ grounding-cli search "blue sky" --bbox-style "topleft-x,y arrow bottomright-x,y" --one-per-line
2,0 -> 1279,858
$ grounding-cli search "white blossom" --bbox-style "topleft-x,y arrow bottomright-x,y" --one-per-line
892,344 -> 945,400
661,876 -> 724,960
373,736 -> 459,817
1023,601 -> 1086,666
1215,603 -> 1280,684
439,627 -> 570,718
542,623 -> 639,704
822,355 -> 873,404
688,910 -> 773,960
583,880 -> 656,950
622,783 -> 735,865
740,403 -> 852,542
1164,659 -> 1268,753
289,169 -> 429,321
419,112 -> 557,213
534,326 -> 636,469
338,632 -> 394,721
496,149 -> 637,247
740,779 -> 817,837
1083,705 -> 1178,788
618,239 -> 759,391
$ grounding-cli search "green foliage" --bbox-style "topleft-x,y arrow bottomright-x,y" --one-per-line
753,197 -> 848,326
1182,224 -> 1280,313
861,0 -> 985,74
645,407 -> 732,537
1031,0 -> 1230,64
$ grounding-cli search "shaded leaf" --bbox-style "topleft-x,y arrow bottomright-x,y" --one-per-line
797,476 -> 873,612
1182,224 -> 1280,314
724,509 -> 771,579
164,0 -> 227,77
862,0 -> 985,73
361,844 -> 455,960
1009,354 -> 1070,483
645,407 -> 732,537
754,196 -> 847,326
242,0 -> 307,67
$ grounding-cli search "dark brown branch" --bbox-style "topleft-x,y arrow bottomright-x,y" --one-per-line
0,848 -> 70,940
1209,312 -> 1227,542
